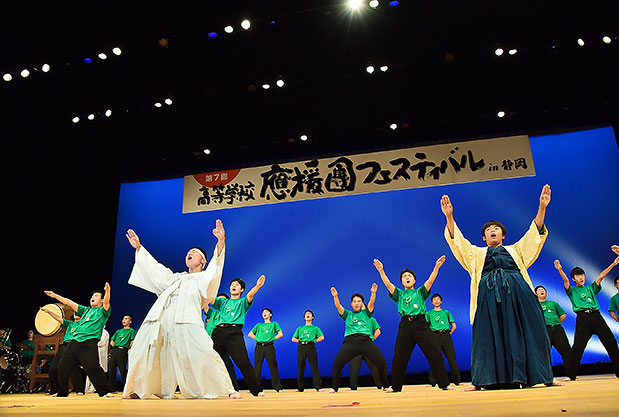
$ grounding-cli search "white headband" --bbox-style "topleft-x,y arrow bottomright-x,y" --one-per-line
189,248 -> 207,262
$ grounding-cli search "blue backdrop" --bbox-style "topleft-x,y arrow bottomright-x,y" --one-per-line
110,127 -> 619,381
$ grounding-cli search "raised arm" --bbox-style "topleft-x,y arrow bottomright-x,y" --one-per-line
373,259 -> 395,295
39,307 -> 64,324
103,282 -> 111,312
594,256 -> 619,286
424,255 -> 446,292
367,283 -> 378,313
612,245 -> 619,256
126,229 -> 141,251
441,195 -> 455,239
330,287 -> 345,315
212,219 -> 225,258
44,291 -> 79,312
554,260 -> 570,291
246,275 -> 266,303
534,184 -> 551,231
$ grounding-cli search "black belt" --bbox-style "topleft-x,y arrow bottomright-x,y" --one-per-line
546,324 -> 562,328
577,309 -> 598,314
402,314 -> 425,321
433,330 -> 450,334
216,323 -> 243,328
256,341 -> 273,346
113,346 -> 127,350
299,341 -> 315,345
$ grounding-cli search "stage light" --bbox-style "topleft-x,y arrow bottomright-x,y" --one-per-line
164,98 -> 173,105
72,117 -> 80,123
2,73 -> 12,82
98,53 -> 107,60
42,64 -> 50,72
204,148 -> 211,155
105,109 -> 112,117
112,47 -> 122,55
88,114 -> 95,120
20,69 -> 30,78
154,102 -> 162,108
276,79 -> 285,87
366,65 -> 375,74
224,26 -> 234,34
300,134 -> 308,141
389,123 -> 397,130
369,0 -> 379,8
208,32 -> 217,38
497,111 -> 505,118
495,48 -> 504,56
602,36 -> 612,44
262,84 -> 270,90
577,38 -> 585,47
84,58 -> 92,63
241,19 -> 251,30
380,65 -> 388,72
348,0 -> 362,10
508,49 -> 517,55
389,0 -> 399,6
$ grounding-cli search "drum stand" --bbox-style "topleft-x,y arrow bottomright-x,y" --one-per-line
28,332 -> 65,393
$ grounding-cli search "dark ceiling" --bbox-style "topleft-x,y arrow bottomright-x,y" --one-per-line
1,1 -> 617,334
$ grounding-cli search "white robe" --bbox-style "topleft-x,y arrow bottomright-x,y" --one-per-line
123,244 -> 234,399
85,328 -> 109,393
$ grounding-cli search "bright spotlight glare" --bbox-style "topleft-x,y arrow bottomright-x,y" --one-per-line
241,19 -> 251,30
349,0 -> 362,9
224,26 -> 234,34
602,36 -> 612,44
72,117 -> 80,123
577,38 -> 585,47
42,64 -> 50,72
497,111 -> 506,118
300,134 -> 308,141
366,65 -> 375,74
380,65 -> 388,72
204,148 -> 211,155
3,73 -> 12,82
369,0 -> 379,8
98,53 -> 107,60
154,102 -> 162,108
112,47 -> 122,56
164,98 -> 173,105
389,0 -> 399,6
389,123 -> 397,130
105,109 -> 112,117
495,48 -> 504,56
88,114 -> 95,121
276,79 -> 285,87
508,49 -> 517,55
20,69 -> 30,78
262,84 -> 270,90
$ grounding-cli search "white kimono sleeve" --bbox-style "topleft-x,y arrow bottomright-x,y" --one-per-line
198,245 -> 225,307
511,220 -> 548,269
444,221 -> 479,274
128,246 -> 177,296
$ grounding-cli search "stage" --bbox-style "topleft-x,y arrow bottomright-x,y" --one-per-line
1,374 -> 617,416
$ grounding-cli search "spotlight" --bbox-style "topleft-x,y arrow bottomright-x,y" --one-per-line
42,64 -> 50,72
72,117 -> 80,123
494,48 -> 504,56
98,53 -> 107,60
154,102 -> 162,108
112,47 -> 122,55
300,134 -> 308,141
369,0 -> 379,8
389,0 -> 399,6
380,65 -> 388,72
348,0 -> 362,9
508,49 -> 517,55
241,19 -> 251,30
262,84 -> 270,90
224,26 -> 234,34
389,123 -> 397,130
84,58 -> 93,63
208,32 -> 217,38
105,109 -> 112,117
276,79 -> 285,87
602,36 -> 612,44
20,69 -> 30,78
577,38 -> 585,47
88,114 -> 95,121
3,73 -> 12,82
204,148 -> 211,155
497,111 -> 506,118
164,98 -> 173,105
366,65 -> 375,74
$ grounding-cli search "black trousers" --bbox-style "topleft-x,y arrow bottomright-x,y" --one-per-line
546,325 -> 573,377
254,343 -> 282,391
349,354 -> 382,390
221,352 -> 239,391
107,347 -> 129,392
331,334 -> 389,392
392,316 -> 450,390
428,331 -> 461,385
57,339 -> 110,397
297,343 -> 322,391
212,325 -> 263,396
48,343 -> 85,395
568,311 -> 619,380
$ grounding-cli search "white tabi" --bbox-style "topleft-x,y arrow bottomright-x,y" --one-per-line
85,328 -> 109,393
123,244 -> 235,399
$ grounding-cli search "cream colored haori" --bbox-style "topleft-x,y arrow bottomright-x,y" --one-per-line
122,221 -> 235,399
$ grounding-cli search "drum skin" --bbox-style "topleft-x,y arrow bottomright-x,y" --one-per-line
35,303 -> 73,336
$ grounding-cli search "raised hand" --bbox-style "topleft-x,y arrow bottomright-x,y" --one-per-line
256,275 -> 266,288
104,282 -> 111,293
435,255 -> 446,268
370,283 -> 378,293
554,259 -> 562,270
39,307 -> 51,314
440,195 -> 453,218
539,184 -> 551,208
126,229 -> 141,250
373,259 -> 384,272
44,290 -> 56,298
330,287 -> 338,297
213,219 -> 225,241
612,245 -> 619,256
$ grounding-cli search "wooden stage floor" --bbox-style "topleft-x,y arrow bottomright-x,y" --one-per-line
1,374 -> 617,416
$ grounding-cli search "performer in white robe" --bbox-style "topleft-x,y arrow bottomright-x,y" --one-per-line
85,328 -> 109,393
122,219 -> 237,399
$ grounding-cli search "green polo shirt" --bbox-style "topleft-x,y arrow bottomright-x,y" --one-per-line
425,309 -> 454,332
390,286 -> 430,316
292,325 -> 323,342
212,297 -> 251,326
369,317 -> 380,341
203,308 -> 219,336
111,328 -> 137,348
539,300 -> 567,326
19,340 -> 35,359
73,304 -> 111,342
566,282 -> 601,312
609,293 -> 619,315
251,322 -> 282,343
340,308 -> 373,338
62,319 -> 78,343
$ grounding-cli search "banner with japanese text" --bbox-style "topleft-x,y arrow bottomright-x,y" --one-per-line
182,135 -> 535,213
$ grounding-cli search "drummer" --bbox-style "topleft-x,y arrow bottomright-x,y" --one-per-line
0,328 -> 12,351
18,330 -> 35,366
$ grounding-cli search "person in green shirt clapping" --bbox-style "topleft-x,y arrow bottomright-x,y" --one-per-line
292,310 -> 324,392
535,285 -> 572,378
248,308 -> 284,392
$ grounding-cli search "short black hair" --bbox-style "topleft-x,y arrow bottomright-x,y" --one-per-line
570,267 -> 586,278
262,307 -> 273,316
217,293 -> 230,299
351,293 -> 364,302
430,293 -> 442,301
230,278 -> 246,291
481,220 -> 506,240
304,309 -> 315,319
535,285 -> 546,293
92,290 -> 104,297
614,277 -> 619,286
399,268 -> 416,282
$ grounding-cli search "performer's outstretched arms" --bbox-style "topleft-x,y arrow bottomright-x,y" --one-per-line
373,259 -> 395,295
44,291 -> 79,312
612,245 -> 619,256
103,282 -> 111,312
330,287 -> 345,315
534,184 -> 551,231
126,229 -> 141,251
554,260 -> 571,291
212,219 -> 225,258
440,195 -> 455,239
246,275 -> 266,303
39,307 -> 64,324
594,256 -> 619,286
367,283 -> 378,313
423,255 -> 446,293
